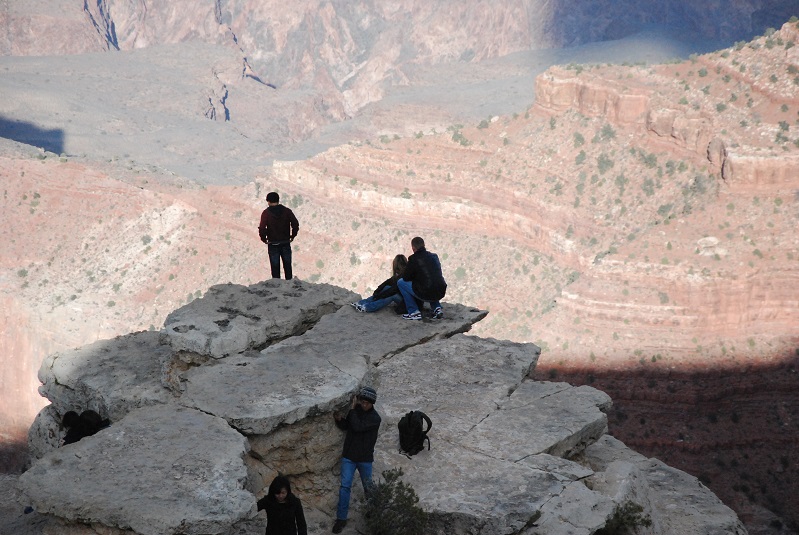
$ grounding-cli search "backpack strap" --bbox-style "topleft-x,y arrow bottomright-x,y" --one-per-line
419,412 -> 432,450
419,412 -> 432,433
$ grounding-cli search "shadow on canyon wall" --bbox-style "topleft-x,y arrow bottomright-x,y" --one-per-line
534,349 -> 799,532
0,117 -> 64,155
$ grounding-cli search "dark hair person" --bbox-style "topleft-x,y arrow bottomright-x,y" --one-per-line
258,191 -> 300,280
257,475 -> 307,535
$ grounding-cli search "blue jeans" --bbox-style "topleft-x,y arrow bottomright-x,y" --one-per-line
357,294 -> 402,312
336,458 -> 373,520
397,278 -> 440,315
268,242 -> 292,279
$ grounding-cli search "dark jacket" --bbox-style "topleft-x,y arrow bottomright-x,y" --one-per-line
402,247 -> 447,301
336,405 -> 381,463
257,493 -> 307,535
258,205 -> 299,244
372,275 -> 401,300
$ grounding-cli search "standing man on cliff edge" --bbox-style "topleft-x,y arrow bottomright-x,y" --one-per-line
258,192 -> 300,280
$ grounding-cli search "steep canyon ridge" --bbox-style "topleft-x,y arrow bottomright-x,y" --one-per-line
1,1 -> 798,534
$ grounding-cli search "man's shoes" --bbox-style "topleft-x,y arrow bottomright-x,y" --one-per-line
432,307 -> 443,319
350,302 -> 366,312
402,311 -> 422,320
332,519 -> 347,533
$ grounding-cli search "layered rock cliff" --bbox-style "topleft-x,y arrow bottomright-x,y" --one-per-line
4,0 -> 797,139
7,280 -> 746,535
1,6 -> 798,535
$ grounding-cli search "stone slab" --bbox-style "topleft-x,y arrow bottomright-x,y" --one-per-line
582,435 -> 748,535
37,330 -> 174,422
375,444 -> 574,535
465,381 -> 612,460
376,334 -> 539,440
179,303 -> 488,434
161,279 -> 358,359
19,404 -> 254,535
180,349 -> 368,435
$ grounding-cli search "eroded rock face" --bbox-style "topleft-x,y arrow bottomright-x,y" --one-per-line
20,404 -> 254,535
16,281 -> 745,535
535,69 -> 652,124
36,330 -> 174,425
162,279 -> 358,359
6,0 -> 793,122
581,436 -> 748,535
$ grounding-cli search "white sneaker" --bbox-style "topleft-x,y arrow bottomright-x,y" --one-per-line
432,307 -> 443,319
402,311 -> 422,320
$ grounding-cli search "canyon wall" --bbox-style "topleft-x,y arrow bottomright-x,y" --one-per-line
1,4 -> 798,534
4,0 -> 797,129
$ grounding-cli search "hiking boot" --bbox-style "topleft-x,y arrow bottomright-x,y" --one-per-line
332,519 -> 347,533
432,307 -> 443,319
402,311 -> 422,320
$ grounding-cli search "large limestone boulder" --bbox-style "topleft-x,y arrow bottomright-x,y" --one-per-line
580,436 -> 748,535
16,281 -> 747,535
372,335 -> 616,535
178,302 -> 488,435
36,330 -> 174,424
162,279 -> 359,359
19,404 -> 255,535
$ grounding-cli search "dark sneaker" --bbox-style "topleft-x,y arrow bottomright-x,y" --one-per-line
332,519 -> 347,533
432,307 -> 443,319
402,311 -> 422,320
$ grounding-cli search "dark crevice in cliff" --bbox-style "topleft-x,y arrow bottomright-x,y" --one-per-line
83,0 -> 119,51
220,87 -> 230,121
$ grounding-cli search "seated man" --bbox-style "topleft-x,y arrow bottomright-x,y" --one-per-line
397,236 -> 447,320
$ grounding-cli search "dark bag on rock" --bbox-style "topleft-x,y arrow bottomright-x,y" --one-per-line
397,410 -> 432,456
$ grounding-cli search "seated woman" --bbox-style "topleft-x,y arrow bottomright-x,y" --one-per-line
351,254 -> 407,312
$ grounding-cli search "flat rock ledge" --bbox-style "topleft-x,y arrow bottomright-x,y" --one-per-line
20,404 -> 253,535
16,280 -> 747,535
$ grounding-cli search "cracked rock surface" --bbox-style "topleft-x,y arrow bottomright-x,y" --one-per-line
16,280 -> 746,535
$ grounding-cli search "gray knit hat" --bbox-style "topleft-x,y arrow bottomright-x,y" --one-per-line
359,386 -> 377,403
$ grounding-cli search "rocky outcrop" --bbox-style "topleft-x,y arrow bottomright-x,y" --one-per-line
536,20 -> 799,196
0,3 -> 107,56
535,68 -> 652,125
22,404 -> 254,535
2,12 -> 797,535
721,152 -> 799,194
535,66 -> 719,158
15,280 -> 745,535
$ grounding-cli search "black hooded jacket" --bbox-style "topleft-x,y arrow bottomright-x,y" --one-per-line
402,247 -> 447,301
258,204 -> 299,244
372,274 -> 401,300
335,404 -> 381,463
257,487 -> 307,535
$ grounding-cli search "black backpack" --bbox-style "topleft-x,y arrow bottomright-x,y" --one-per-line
397,410 -> 432,456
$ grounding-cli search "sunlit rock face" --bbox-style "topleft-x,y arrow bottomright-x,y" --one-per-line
12,281 -> 748,535
1,3 -> 798,534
